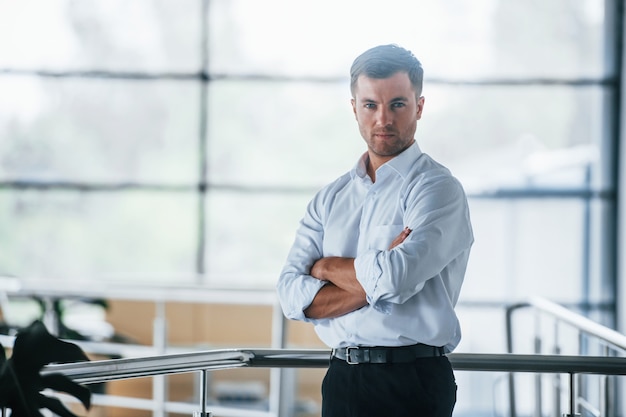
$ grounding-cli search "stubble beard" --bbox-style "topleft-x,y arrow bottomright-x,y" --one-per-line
367,135 -> 413,158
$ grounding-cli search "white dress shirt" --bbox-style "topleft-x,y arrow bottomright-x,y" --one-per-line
276,142 -> 474,352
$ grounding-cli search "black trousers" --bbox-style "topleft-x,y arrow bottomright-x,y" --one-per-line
321,356 -> 457,417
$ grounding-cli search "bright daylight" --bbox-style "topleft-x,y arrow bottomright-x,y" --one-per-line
0,1 -> 624,417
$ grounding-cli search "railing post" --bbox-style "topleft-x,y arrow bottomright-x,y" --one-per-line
600,373 -> 608,417
153,300 -> 168,417
193,369 -> 212,417
566,372 -> 579,417
270,300 -> 295,417
533,310 -> 542,417
506,302 -> 530,417
600,345 -> 612,417
41,296 -> 59,336
553,321 -> 562,417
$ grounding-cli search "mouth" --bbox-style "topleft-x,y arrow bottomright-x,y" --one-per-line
374,133 -> 395,140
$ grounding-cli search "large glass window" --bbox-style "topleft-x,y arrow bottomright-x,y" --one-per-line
0,1 -> 619,414
0,0 -> 615,291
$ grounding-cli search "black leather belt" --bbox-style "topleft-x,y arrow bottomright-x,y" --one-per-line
332,343 -> 445,364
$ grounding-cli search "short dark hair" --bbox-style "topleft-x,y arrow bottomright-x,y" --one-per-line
350,44 -> 424,98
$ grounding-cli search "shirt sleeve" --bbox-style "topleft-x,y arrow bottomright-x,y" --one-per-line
354,176 -> 474,311
276,191 -> 328,323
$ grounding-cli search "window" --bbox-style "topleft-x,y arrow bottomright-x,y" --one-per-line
1,1 -> 619,414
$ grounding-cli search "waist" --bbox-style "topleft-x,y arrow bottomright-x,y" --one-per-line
332,343 -> 445,365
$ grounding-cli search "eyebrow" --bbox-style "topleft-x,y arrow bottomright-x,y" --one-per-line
360,96 -> 409,103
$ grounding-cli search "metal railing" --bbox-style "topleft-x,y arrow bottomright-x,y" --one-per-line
506,296 -> 626,417
0,277 -> 291,417
37,347 -> 626,417
3,279 -> 626,416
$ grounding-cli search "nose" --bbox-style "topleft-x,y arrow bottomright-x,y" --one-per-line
375,107 -> 392,127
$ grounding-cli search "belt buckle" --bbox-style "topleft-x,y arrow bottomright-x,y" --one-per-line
345,346 -> 359,365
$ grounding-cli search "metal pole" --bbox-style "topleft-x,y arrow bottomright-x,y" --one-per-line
153,301 -> 168,417
533,311 -> 542,417
505,302 -> 529,417
42,296 -> 59,336
553,321 -> 562,417
193,369 -> 211,417
601,346 -> 608,417
569,373 -> 576,417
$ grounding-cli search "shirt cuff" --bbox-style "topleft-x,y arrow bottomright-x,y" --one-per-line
287,278 -> 327,323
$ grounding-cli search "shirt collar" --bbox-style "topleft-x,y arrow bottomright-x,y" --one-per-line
352,141 -> 423,180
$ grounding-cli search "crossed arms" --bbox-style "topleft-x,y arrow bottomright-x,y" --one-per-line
304,227 -> 412,319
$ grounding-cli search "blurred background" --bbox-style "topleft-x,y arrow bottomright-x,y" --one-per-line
0,0 -> 624,416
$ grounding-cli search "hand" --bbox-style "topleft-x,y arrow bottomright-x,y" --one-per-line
388,226 -> 412,250
310,258 -> 327,281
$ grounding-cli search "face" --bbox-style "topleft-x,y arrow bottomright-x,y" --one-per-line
351,72 -> 425,165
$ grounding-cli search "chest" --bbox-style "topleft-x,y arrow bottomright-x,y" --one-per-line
323,179 -> 407,255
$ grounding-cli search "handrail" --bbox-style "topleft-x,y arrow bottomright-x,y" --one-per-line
505,296 -> 626,417
43,349 -> 330,384
527,296 -> 626,350
3,284 -> 624,416
0,277 -> 288,417
43,348 -> 626,385
39,348 -> 626,417
0,276 -> 278,305
506,296 -> 626,353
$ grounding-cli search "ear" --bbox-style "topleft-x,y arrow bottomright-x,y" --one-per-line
351,98 -> 357,119
416,96 -> 425,120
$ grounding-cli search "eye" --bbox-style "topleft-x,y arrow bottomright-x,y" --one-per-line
391,102 -> 406,109
364,103 -> 376,109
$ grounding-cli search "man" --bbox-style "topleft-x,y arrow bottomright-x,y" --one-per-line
276,44 -> 474,417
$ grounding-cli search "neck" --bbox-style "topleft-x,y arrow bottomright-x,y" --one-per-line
366,140 -> 415,181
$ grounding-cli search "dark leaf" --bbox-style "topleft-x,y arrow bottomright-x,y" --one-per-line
0,320 -> 91,415
42,374 -> 91,410
11,321 -> 89,372
39,393 -> 85,417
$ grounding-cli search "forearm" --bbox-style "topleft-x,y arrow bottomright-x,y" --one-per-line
304,283 -> 367,319
304,228 -> 411,318
310,256 -> 364,295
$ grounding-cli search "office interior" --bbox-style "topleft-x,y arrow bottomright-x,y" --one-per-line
1,1 -> 626,416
